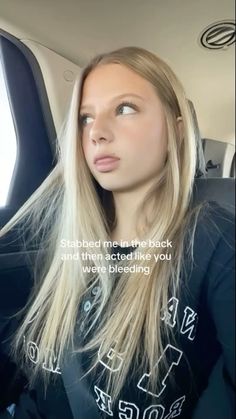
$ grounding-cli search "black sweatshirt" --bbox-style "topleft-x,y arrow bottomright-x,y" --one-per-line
0,201 -> 235,419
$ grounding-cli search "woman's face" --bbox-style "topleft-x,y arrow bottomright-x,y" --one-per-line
80,63 -> 168,193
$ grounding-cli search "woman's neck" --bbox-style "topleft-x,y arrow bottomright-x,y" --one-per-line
110,185 -> 153,244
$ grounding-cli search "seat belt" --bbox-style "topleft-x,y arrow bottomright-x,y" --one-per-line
61,351 -> 101,419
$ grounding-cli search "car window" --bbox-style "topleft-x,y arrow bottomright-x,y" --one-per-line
0,59 -> 17,207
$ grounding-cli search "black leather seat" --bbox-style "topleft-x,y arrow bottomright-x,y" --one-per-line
189,100 -> 235,215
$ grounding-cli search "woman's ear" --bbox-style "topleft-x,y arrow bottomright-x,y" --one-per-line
176,116 -> 184,144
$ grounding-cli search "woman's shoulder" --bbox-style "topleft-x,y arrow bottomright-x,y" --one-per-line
196,199 -> 234,225
183,200 -> 235,282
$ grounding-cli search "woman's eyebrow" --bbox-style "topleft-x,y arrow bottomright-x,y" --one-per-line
80,93 -> 144,111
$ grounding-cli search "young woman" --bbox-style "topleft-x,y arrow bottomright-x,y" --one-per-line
0,47 -> 235,419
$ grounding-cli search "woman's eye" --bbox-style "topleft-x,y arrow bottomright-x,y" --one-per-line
117,103 -> 137,115
79,115 -> 94,127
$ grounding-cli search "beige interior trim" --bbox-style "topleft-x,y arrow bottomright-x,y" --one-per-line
22,40 -> 81,134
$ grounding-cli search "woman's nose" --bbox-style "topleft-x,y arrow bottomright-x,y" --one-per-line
89,116 -> 114,145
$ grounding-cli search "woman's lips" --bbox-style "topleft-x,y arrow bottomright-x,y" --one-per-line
94,157 -> 120,172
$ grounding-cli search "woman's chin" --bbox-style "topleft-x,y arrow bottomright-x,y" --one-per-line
97,180 -> 131,193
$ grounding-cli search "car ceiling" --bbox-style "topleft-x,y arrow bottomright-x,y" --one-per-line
0,0 -> 235,144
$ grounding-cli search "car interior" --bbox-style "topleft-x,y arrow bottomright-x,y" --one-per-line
0,0 -> 235,407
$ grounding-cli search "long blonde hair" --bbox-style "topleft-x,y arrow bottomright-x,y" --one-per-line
1,47 -> 205,400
